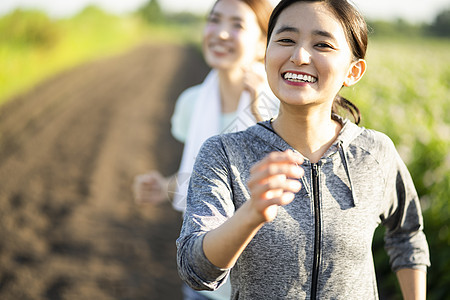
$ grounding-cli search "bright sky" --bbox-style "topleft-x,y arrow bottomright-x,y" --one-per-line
0,0 -> 449,23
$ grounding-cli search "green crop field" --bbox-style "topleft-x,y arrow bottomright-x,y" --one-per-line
0,8 -> 149,105
342,36 -> 450,299
0,7 -> 203,105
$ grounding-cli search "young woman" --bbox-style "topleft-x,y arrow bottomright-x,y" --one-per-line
177,0 -> 430,299
133,0 -> 276,211
133,0 -> 276,299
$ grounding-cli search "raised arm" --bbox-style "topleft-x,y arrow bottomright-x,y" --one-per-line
202,150 -> 304,269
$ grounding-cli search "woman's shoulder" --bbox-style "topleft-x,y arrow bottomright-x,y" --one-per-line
201,123 -> 271,158
358,127 -> 396,148
353,126 -> 400,162
200,125 -> 258,150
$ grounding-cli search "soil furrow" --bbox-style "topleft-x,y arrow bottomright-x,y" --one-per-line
0,43 -> 209,299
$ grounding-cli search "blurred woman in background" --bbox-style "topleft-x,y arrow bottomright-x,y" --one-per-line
133,0 -> 276,299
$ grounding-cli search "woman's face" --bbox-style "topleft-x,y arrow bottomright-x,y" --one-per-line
265,2 -> 360,107
203,0 -> 265,71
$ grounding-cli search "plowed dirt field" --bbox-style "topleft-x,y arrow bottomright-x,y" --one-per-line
0,43 -> 209,299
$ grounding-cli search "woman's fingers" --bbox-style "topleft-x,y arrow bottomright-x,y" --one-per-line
251,175 -> 301,198
248,150 -> 305,210
251,180 -> 301,210
133,171 -> 168,204
251,150 -> 304,171
249,163 -> 303,187
249,150 -> 304,187
242,66 -> 267,122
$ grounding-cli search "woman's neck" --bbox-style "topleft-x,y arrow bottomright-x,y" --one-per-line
272,104 -> 342,163
218,68 -> 244,114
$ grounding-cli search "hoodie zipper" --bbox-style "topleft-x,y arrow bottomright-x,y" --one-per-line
310,163 -> 321,300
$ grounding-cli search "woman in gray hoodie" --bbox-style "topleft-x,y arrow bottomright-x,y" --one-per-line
177,0 -> 430,299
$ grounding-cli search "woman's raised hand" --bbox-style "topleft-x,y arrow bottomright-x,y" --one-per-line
242,66 -> 266,122
133,170 -> 169,205
247,150 -> 304,223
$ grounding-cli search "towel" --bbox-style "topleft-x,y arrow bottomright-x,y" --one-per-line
172,65 -> 278,212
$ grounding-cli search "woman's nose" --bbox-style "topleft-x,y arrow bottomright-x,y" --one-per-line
291,46 -> 311,65
218,26 -> 231,40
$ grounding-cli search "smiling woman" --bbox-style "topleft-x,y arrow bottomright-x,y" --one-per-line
176,1 -> 430,299
202,0 -> 266,84
265,0 -> 367,131
131,1 -> 278,299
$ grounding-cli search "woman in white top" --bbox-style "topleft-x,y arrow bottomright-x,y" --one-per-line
133,0 -> 277,213
133,0 -> 277,299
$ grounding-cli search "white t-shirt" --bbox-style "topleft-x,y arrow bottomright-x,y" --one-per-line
171,85 -> 238,144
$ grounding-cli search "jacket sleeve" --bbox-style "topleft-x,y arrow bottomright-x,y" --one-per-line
176,136 -> 235,291
380,138 -> 430,273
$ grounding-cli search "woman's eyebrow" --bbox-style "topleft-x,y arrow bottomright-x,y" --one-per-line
275,25 -> 299,35
274,26 -> 337,42
312,30 -> 337,42
210,11 -> 244,23
230,16 -> 244,22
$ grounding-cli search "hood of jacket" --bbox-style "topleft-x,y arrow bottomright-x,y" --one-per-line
247,117 -> 365,206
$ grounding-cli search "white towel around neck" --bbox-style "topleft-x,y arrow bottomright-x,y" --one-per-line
172,65 -> 278,212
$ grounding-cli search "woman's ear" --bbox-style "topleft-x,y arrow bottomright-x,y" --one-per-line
344,59 -> 367,87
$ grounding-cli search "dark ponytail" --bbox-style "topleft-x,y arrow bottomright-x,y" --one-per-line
332,95 -> 361,125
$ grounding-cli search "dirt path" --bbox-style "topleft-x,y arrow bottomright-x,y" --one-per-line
0,43 -> 209,299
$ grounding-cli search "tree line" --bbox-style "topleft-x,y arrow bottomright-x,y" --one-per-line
139,0 -> 450,37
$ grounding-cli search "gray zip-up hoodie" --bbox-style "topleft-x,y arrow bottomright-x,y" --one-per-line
177,119 -> 430,299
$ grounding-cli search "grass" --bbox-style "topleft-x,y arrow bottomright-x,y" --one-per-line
0,8 -> 204,105
341,36 -> 450,299
342,37 -> 450,199
0,12 -> 142,104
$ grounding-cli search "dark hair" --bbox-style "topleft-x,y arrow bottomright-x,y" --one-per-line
210,0 -> 274,40
267,0 -> 368,124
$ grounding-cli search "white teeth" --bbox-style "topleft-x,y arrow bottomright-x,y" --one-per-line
284,72 -> 317,83
211,44 -> 228,53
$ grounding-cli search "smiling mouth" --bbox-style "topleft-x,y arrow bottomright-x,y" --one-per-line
283,72 -> 317,83
210,44 -> 231,55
